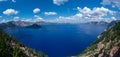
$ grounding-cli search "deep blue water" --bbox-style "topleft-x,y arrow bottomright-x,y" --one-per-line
5,24 -> 107,57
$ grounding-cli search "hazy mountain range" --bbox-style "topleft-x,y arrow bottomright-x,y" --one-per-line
0,20 -> 111,29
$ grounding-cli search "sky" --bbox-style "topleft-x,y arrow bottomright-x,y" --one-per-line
0,0 -> 120,23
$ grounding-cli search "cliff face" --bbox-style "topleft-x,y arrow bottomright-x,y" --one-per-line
0,30 -> 47,57
77,20 -> 120,57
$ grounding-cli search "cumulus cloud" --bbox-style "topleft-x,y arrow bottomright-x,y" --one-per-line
33,8 -> 40,13
3,9 -> 19,15
34,15 -> 43,21
111,17 -> 117,20
0,16 -> 2,18
77,7 -> 115,18
49,7 -> 116,23
0,0 -> 16,2
101,0 -> 120,9
53,0 -> 68,6
12,0 -> 16,3
44,12 -> 57,15
0,19 -> 7,23
13,16 -> 19,19
0,0 -> 7,2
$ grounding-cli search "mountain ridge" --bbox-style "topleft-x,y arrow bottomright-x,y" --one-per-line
0,20 -> 42,29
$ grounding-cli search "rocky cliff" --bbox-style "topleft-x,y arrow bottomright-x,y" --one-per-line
77,20 -> 120,57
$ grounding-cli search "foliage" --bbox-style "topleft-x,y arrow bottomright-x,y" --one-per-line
0,30 -> 47,57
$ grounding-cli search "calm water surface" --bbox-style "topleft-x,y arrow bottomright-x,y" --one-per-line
5,24 -> 107,57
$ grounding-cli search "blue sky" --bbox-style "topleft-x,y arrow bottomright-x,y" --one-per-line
0,0 -> 120,23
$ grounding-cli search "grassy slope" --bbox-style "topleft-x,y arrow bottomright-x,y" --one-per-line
0,30 -> 48,57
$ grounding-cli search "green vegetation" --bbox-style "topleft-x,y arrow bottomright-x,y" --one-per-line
77,20 -> 120,57
0,30 -> 48,57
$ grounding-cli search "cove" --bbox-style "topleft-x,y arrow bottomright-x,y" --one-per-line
4,24 -> 107,57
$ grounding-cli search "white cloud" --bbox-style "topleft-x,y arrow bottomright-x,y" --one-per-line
111,17 -> 117,21
34,15 -> 43,21
0,19 -> 13,23
101,0 -> 120,9
75,13 -> 83,17
0,0 -> 7,2
0,16 -> 2,18
101,0 -> 111,5
49,7 -> 116,23
53,0 -> 68,6
44,12 -> 57,15
77,7 -> 91,14
33,8 -> 40,13
12,0 -> 16,3
77,7 -> 115,18
0,19 -> 7,23
14,16 -> 19,19
19,18 -> 33,22
0,0 -> 16,2
3,9 -> 19,15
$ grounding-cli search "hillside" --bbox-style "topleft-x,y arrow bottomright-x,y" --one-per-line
77,20 -> 120,57
0,21 -> 32,29
0,30 -> 48,57
0,21 -> 42,30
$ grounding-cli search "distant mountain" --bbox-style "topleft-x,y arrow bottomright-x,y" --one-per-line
108,20 -> 117,27
0,20 -> 43,29
0,30 -> 48,57
8,21 -> 34,27
35,20 -> 52,25
76,20 -> 120,57
26,24 -> 41,28
0,21 -> 32,29
86,21 -> 109,25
